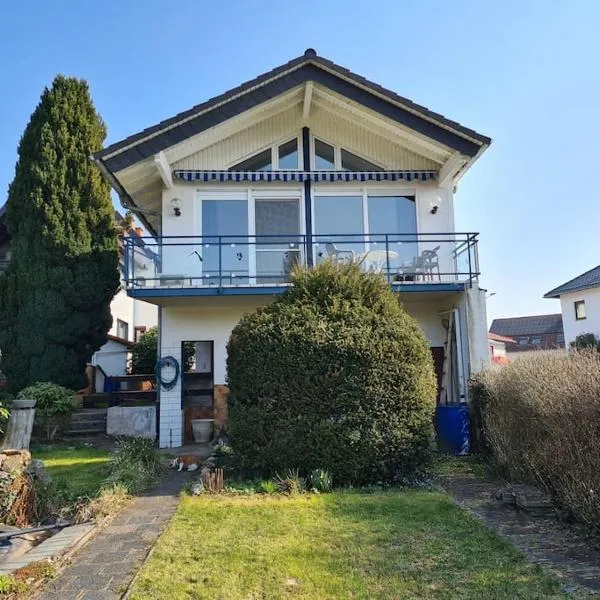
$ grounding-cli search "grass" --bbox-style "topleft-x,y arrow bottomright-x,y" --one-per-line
32,445 -> 111,497
129,490 -> 565,600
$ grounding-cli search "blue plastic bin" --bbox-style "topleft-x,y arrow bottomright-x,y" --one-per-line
435,404 -> 470,455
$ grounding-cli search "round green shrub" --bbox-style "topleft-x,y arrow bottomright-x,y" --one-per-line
226,261 -> 437,484
18,381 -> 74,441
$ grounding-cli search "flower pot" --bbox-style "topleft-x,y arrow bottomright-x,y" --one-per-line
191,419 -> 214,444
12,399 -> 36,410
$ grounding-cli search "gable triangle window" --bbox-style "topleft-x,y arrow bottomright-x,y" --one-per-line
312,137 -> 382,171
230,138 -> 299,171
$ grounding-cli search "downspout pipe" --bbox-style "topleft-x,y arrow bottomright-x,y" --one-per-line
90,156 -> 161,236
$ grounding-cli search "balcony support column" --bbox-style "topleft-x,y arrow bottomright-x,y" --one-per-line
302,126 -> 314,266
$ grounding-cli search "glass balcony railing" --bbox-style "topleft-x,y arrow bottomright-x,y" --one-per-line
124,233 -> 479,290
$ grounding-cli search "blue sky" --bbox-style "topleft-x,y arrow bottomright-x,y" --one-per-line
1,0 -> 599,323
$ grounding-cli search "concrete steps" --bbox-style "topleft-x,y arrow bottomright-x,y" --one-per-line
68,409 -> 107,435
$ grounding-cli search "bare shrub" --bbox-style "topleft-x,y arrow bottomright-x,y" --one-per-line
472,350 -> 600,528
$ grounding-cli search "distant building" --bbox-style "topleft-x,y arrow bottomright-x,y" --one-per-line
488,332 -> 515,364
489,314 -> 565,354
544,265 -> 600,347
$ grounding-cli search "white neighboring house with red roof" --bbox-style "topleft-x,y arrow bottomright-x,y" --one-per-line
544,265 -> 600,347
487,332 -> 515,365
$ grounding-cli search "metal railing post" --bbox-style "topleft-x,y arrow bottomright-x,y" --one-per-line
467,234 -> 473,286
218,236 -> 223,293
385,234 -> 391,283
124,238 -> 130,286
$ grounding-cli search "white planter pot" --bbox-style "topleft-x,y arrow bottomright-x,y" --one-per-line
191,419 -> 214,444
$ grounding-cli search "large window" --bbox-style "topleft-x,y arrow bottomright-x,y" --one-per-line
202,199 -> 248,283
367,195 -> 417,267
314,195 -> 364,260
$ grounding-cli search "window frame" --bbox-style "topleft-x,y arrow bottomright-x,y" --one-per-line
228,135 -> 302,171
134,326 -> 147,343
116,319 -> 129,341
574,300 -> 586,321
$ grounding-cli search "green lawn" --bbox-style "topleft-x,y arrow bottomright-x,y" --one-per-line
32,446 -> 111,497
130,490 -> 564,600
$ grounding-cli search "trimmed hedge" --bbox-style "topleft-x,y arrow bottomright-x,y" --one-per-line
471,351 -> 600,529
226,261 -> 437,484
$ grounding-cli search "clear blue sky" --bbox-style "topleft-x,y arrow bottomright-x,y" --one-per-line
1,0 -> 599,324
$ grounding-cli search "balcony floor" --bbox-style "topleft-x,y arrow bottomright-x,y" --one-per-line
128,280 -> 469,299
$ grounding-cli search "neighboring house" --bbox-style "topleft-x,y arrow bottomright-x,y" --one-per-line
488,332 -> 514,365
0,208 -> 157,383
489,314 -> 565,355
544,265 -> 600,347
93,48 -> 492,448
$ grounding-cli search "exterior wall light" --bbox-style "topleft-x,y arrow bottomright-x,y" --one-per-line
430,195 -> 442,215
170,197 -> 182,217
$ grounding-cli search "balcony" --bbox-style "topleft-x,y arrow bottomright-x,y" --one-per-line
124,233 -> 479,298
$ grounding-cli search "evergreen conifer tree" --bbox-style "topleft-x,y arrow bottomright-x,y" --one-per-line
0,76 -> 119,392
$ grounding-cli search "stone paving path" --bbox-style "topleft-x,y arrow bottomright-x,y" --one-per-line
439,474 -> 600,597
36,470 -> 192,600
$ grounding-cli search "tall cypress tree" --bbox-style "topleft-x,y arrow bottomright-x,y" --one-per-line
0,76 -> 119,392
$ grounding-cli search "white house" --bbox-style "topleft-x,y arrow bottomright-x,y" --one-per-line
93,49 -> 492,448
544,265 -> 600,346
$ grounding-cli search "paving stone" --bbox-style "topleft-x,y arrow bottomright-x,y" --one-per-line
36,469 -> 193,600
439,474 -> 600,596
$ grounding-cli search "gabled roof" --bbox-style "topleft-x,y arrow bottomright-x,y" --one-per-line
488,332 -> 515,344
94,48 -> 491,173
544,265 -> 600,299
489,314 -> 564,337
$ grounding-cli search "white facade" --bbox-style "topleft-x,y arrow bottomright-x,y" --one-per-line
559,288 -> 600,346
94,51 -> 491,448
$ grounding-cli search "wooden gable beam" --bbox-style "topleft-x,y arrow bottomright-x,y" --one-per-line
154,151 -> 173,189
438,152 -> 467,188
302,82 -> 314,121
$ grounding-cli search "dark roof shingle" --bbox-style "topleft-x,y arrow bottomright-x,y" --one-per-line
489,314 -> 564,337
544,265 -> 600,298
94,49 -> 491,172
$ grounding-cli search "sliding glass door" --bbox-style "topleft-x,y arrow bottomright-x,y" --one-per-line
201,199 -> 249,285
314,194 -> 365,263
255,198 -> 301,283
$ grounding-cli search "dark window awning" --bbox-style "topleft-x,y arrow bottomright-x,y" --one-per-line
173,170 -> 437,183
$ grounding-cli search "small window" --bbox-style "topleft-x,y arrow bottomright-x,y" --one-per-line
231,149 -> 272,171
531,337 -> 542,345
278,139 -> 299,169
116,319 -> 129,341
134,326 -> 147,343
314,139 -> 335,169
519,337 -> 529,346
341,149 -> 382,171
575,300 -> 586,320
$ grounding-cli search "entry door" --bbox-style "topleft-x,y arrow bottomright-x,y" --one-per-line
255,198 -> 301,284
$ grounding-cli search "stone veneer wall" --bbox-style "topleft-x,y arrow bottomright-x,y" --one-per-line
214,384 -> 229,434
